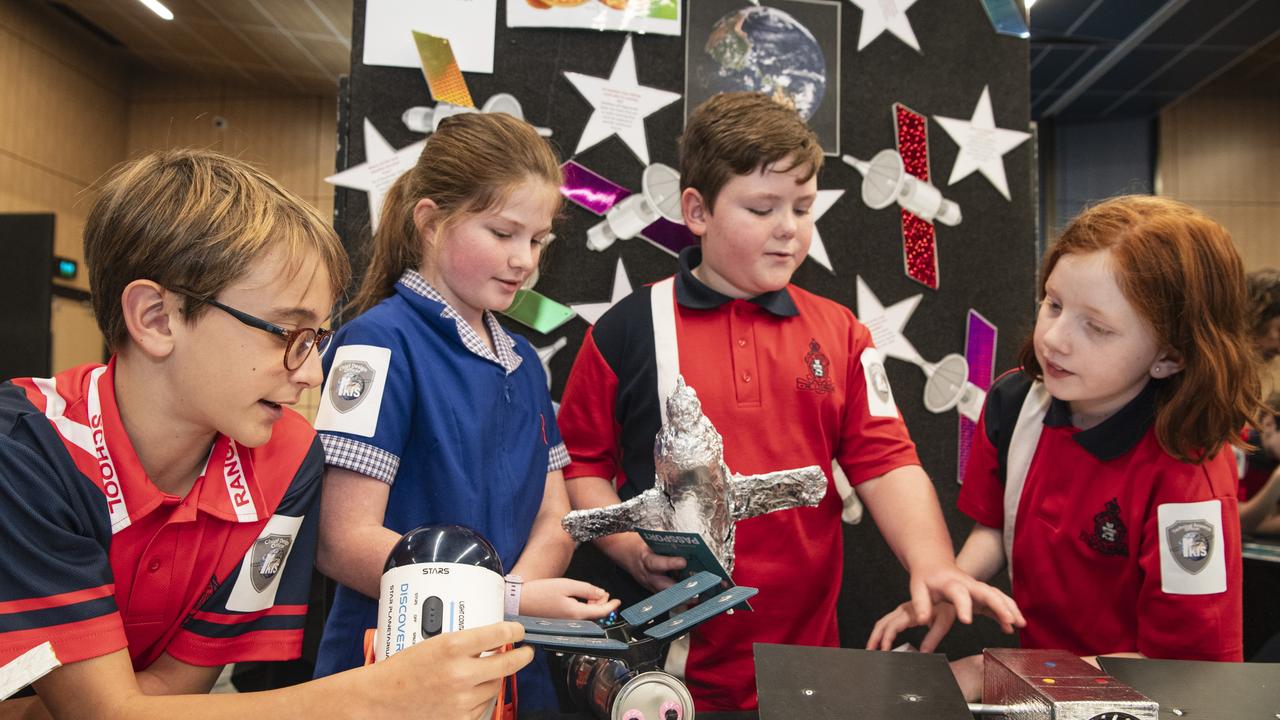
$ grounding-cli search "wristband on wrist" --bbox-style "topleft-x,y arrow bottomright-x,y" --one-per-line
504,574 -> 523,616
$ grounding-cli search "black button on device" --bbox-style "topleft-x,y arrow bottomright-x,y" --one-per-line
422,596 -> 444,637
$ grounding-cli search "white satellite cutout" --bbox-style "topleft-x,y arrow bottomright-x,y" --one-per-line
921,353 -> 969,414
402,93 -> 553,137
586,163 -> 683,252
843,149 -> 962,226
856,276 -> 985,420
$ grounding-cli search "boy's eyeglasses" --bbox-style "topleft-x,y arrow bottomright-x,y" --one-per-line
169,287 -> 334,372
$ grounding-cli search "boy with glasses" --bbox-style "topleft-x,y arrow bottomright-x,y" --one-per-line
0,150 -> 528,719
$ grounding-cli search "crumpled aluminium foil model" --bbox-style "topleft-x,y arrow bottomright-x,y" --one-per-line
562,376 -> 827,573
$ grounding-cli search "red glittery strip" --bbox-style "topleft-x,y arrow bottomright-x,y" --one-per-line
894,103 -> 939,290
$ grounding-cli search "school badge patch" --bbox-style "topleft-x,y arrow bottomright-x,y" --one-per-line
796,339 -> 835,394
330,360 -> 374,413
1165,519 -> 1214,575
315,344 -> 392,438
226,514 -> 305,612
1156,499 -> 1227,595
1080,498 -> 1128,557
250,533 -> 294,592
860,346 -> 898,418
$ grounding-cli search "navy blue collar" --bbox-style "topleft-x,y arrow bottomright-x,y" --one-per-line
1044,379 -> 1159,461
674,246 -> 799,317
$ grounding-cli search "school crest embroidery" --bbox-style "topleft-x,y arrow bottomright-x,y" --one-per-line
1080,498 -> 1129,557
330,360 -> 374,413
249,534 -> 293,592
796,339 -> 835,394
1165,518 -> 1215,575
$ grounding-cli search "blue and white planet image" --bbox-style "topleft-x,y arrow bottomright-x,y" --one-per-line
699,6 -> 827,120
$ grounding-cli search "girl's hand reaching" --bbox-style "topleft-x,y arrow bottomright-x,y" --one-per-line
867,598 -> 959,652
518,578 -> 621,620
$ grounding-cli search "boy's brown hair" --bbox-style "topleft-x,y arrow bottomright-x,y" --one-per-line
85,149 -> 351,351
1019,195 -> 1264,462
679,92 -> 824,213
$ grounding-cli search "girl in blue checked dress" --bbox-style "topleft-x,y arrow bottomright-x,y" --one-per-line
311,112 -> 617,711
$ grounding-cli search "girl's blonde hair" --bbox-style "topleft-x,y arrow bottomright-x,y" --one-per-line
1019,195 -> 1264,462
350,112 -> 562,315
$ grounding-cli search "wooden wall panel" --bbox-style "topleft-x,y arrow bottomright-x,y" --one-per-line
1158,75 -> 1280,273
2,2 -> 341,373
51,295 -> 104,371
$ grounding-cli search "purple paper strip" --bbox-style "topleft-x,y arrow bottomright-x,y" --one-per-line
560,160 -> 631,216
957,309 -> 997,484
639,217 -> 700,257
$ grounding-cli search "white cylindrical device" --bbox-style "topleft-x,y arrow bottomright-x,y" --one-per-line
374,524 -> 505,662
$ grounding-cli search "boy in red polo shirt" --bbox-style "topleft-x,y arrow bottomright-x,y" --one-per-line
0,150 -> 528,719
556,92 -> 1023,712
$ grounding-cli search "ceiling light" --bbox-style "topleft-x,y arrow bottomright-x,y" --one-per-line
1026,0 -> 1037,9
137,0 -> 173,20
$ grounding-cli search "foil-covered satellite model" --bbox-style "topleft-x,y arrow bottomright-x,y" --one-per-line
562,377 -> 827,574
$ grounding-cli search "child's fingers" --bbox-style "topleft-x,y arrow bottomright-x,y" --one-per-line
908,578 -> 933,626
920,614 -> 952,653
868,607 -> 908,650
643,553 -> 686,572
941,581 -> 974,625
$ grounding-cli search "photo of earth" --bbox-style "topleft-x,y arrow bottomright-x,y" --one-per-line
685,0 -> 841,153
701,6 -> 826,121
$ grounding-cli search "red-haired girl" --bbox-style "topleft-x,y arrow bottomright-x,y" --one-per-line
870,195 -> 1265,698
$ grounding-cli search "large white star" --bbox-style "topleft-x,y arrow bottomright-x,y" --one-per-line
806,189 -> 845,273
563,36 -> 681,166
325,119 -> 425,232
572,258 -> 634,325
933,86 -> 1031,201
848,0 -> 921,53
855,276 -> 925,366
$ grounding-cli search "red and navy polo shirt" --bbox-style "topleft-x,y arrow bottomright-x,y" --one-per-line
558,247 -> 920,711
0,360 -> 322,672
959,371 -> 1243,661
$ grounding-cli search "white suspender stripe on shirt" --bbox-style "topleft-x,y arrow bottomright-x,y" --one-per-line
1002,381 -> 1052,581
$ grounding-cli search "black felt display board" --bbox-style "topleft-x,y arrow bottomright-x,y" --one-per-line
336,0 -> 1034,659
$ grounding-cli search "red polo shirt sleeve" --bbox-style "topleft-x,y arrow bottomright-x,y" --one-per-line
560,327 -> 624,486
0,434 -> 126,667
1135,456 -> 1243,661
835,321 -> 920,485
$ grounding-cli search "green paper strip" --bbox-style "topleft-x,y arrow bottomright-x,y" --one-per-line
502,289 -> 576,334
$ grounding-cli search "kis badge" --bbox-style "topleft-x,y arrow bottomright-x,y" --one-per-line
250,534 -> 294,592
1165,519 -> 1214,575
1157,500 -> 1226,595
330,360 -> 375,413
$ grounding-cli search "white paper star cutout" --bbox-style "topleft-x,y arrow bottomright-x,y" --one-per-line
933,86 -> 1031,201
535,337 -> 568,390
563,36 -> 681,166
325,119 -> 425,232
849,0 -> 921,53
856,276 -> 925,366
572,258 -> 634,325
806,189 -> 845,273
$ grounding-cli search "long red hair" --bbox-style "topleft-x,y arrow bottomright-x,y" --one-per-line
1019,195 -> 1264,462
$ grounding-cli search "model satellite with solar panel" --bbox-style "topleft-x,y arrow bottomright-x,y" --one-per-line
561,377 -> 828,576
514,571 -> 756,720
585,163 -> 684,251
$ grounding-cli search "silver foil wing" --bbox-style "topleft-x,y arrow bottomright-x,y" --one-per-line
728,465 -> 828,521
561,488 -> 669,543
